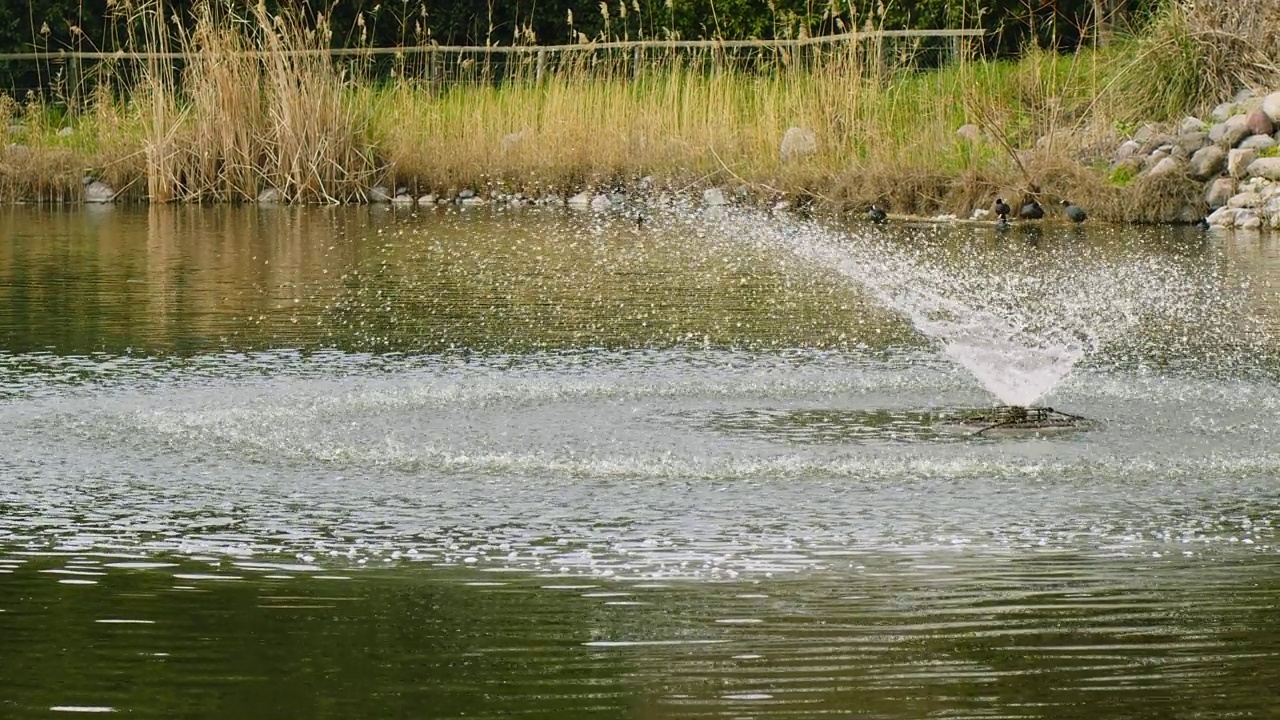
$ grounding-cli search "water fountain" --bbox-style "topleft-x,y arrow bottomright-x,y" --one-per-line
677,204 -> 1210,433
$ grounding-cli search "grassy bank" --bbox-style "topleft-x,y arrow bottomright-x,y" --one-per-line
0,0 -> 1271,222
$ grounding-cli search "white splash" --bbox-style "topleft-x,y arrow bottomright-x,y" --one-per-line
691,207 -> 1196,407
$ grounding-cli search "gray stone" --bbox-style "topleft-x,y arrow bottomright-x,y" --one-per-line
589,194 -> 611,210
1227,191 -> 1264,209
1245,110 -> 1274,136
1147,157 -> 1183,177
1115,139 -> 1141,162
368,185 -> 391,202
780,126 -> 818,162
1211,102 -> 1238,123
955,123 -> 982,142
1262,91 -> 1280,124
1179,116 -> 1208,134
1234,88 -> 1257,103
458,188 -> 477,199
1133,124 -> 1160,144
1206,206 -> 1239,227
256,187 -> 280,204
1239,134 -> 1277,152
460,196 -> 485,206
1150,148 -> 1171,164
567,192 -> 592,208
1229,148 -> 1259,179
703,187 -> 729,206
1263,197 -> 1280,227
391,190 -> 414,205
57,126 -> 73,137
1237,210 -> 1263,230
417,194 -> 437,205
1209,116 -> 1251,147
1247,157 -> 1280,180
1205,177 -> 1236,208
1188,145 -> 1226,180
1140,133 -> 1176,154
1175,131 -> 1209,156
82,177 -> 115,203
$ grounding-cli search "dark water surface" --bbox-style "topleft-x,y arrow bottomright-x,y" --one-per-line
2,204 -> 1279,718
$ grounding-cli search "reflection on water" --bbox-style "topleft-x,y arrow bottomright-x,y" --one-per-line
1,205 -> 1279,719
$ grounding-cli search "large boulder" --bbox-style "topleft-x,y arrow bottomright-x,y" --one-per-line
1247,157 -> 1280,181
1209,115 -> 1251,147
1205,177 -> 1236,208
1245,110 -> 1274,136
780,126 -> 818,162
1179,116 -> 1208,134
1227,191 -> 1264,208
1188,145 -> 1227,179
1239,134 -> 1277,152
1262,91 -> 1280,124
1229,148 -> 1259,179
1147,156 -> 1183,177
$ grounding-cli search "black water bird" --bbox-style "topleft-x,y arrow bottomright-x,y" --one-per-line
1060,199 -> 1087,223
1195,216 -> 1210,230
1018,200 -> 1044,220
867,205 -> 888,224
992,197 -> 1011,222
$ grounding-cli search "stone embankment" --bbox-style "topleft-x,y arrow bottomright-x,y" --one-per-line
1112,89 -> 1280,232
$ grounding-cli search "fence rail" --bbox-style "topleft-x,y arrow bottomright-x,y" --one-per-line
0,28 -> 984,61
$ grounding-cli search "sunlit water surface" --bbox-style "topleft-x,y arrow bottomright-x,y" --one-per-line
2,204 -> 1279,718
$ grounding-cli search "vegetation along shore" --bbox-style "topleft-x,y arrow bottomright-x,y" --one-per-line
1,0 -> 1279,228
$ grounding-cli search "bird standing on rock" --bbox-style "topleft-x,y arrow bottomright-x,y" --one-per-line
867,205 -> 888,224
1018,200 -> 1044,220
1060,200 -> 1087,223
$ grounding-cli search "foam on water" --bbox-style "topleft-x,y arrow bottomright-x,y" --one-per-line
674,205 -> 1234,406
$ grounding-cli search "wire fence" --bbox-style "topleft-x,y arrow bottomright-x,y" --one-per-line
0,28 -> 985,105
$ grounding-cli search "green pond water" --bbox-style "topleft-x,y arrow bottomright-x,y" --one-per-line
1,203 -> 1279,718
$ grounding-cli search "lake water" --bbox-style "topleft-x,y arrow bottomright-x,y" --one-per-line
2,203 -> 1279,718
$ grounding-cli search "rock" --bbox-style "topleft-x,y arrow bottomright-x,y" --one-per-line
1263,197 -> 1280,227
1205,177 -> 1236,208
1227,191 -> 1264,209
1211,102 -> 1237,123
460,196 -> 485,206
1175,131 -> 1209,156
82,177 -> 115,203
1150,147 -> 1171,164
1245,110 -> 1274,136
971,208 -> 991,220
1237,210 -> 1263,230
703,187 -> 729,206
1114,140 -> 1141,162
1179,116 -> 1208,134
589,194 -> 611,210
57,126 -> 74,137
955,123 -> 982,142
1112,155 -> 1146,178
637,175 -> 656,192
458,188 -> 477,200
1147,157 -> 1183,177
391,190 -> 414,205
1206,206 -> 1239,227
1140,134 -> 1176,154
780,126 -> 818,162
1262,91 -> 1280,124
772,200 -> 792,212
256,187 -> 280,204
1229,148 -> 1259,179
1234,88 -> 1257,103
1247,157 -> 1280,180
417,193 -> 436,205
368,185 -> 391,202
1188,145 -> 1227,180
1239,134 -> 1277,152
1133,124 -> 1160,144
567,192 -> 592,208
1209,116 -> 1251,147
